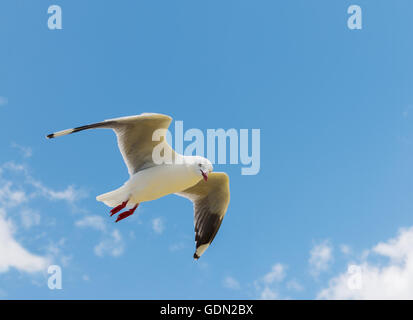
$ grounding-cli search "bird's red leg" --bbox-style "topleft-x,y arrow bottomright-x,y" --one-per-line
110,200 -> 128,216
115,203 -> 139,223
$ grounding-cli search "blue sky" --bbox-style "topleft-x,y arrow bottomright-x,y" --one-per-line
1,0 -> 413,299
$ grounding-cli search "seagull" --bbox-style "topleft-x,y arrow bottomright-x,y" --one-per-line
46,113 -> 230,259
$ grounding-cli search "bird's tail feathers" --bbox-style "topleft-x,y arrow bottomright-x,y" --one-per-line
96,187 -> 129,208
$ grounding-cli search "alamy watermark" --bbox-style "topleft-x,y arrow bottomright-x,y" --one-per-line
347,5 -> 362,30
151,121 -> 260,175
48,265 -> 62,290
48,5 -> 62,30
47,4 -> 362,32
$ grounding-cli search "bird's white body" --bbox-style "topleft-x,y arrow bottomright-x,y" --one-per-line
96,160 -> 203,208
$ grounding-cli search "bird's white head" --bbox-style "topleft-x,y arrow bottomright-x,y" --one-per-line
189,156 -> 213,182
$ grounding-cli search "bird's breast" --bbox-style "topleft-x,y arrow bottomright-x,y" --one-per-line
125,165 -> 201,203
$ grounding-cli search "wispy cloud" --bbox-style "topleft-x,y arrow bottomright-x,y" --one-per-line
0,161 -> 85,275
263,263 -> 286,284
94,229 -> 124,257
75,215 -> 106,232
29,180 -> 84,203
223,276 -> 241,290
318,227 -> 413,299
260,287 -> 278,299
0,96 -> 7,106
286,279 -> 304,292
74,209 -> 130,258
0,161 -> 86,205
152,217 -> 165,234
11,143 -> 33,158
254,263 -> 287,300
46,238 -> 72,267
76,214 -> 124,257
20,208 -> 41,229
402,105 -> 413,118
0,182 -> 27,208
169,242 -> 186,252
340,244 -> 351,255
309,240 -> 333,277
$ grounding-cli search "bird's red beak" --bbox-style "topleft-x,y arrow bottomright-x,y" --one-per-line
201,170 -> 208,182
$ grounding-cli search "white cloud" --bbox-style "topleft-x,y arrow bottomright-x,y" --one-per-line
76,214 -> 131,259
254,263 -> 286,300
94,229 -> 124,257
286,279 -> 304,292
0,161 -> 85,275
309,240 -> 333,277
152,217 -> 165,234
223,276 -> 241,290
318,227 -> 413,299
46,238 -> 71,267
0,209 -> 49,273
0,182 -> 27,208
263,263 -> 286,284
75,215 -> 106,232
260,287 -> 278,300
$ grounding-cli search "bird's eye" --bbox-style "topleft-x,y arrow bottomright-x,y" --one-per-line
198,163 -> 202,167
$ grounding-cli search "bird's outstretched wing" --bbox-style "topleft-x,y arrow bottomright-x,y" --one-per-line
47,113 -> 175,175
176,172 -> 230,259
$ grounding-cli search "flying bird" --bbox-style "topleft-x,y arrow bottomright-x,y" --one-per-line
46,113 -> 230,259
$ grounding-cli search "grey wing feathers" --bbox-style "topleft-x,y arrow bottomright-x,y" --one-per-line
177,172 -> 230,259
46,113 -> 174,175
193,197 -> 225,258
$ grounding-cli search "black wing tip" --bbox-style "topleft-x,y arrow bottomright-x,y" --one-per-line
193,253 -> 200,260
46,133 -> 55,139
